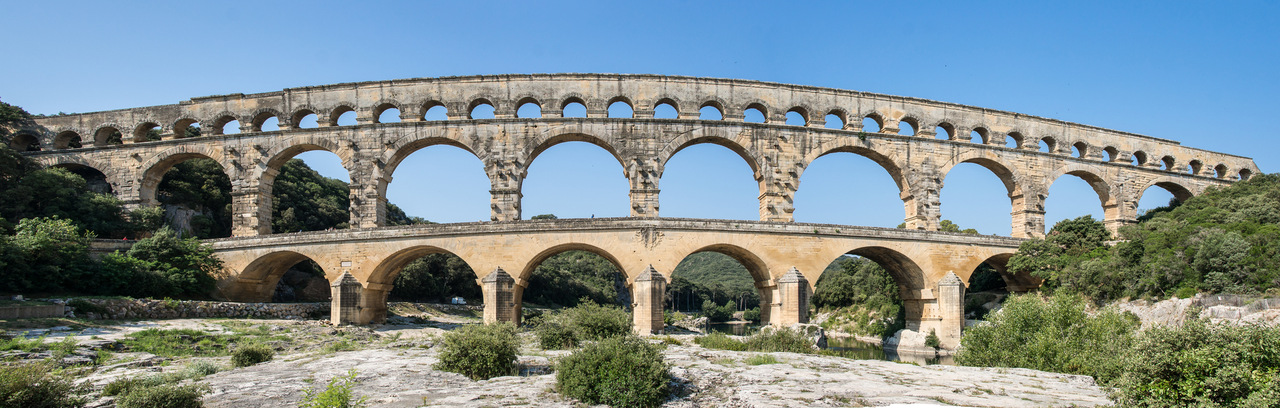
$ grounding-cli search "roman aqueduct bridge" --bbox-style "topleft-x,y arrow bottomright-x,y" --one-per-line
10,74 -> 1259,347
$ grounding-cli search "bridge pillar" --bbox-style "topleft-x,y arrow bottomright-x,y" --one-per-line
231,182 -> 271,236
759,193 -> 794,222
486,156 -> 524,221
358,283 -> 392,324
774,267 -> 810,325
627,157 -> 662,217
348,158 -> 387,229
482,267 -> 520,325
1103,201 -> 1138,236
1010,191 -> 1046,238
936,272 -> 965,349
330,272 -> 363,325
902,189 -> 941,231
632,265 -> 666,335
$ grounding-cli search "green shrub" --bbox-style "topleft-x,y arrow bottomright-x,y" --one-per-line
745,354 -> 779,365
535,321 -> 578,350
1173,286 -> 1198,299
556,336 -> 669,408
230,344 -> 274,368
561,301 -> 631,341
67,299 -> 107,316
1111,319 -> 1280,407
743,328 -> 813,353
299,369 -> 368,408
924,330 -> 940,349
435,323 -> 520,380
114,384 -> 205,408
182,360 -> 222,378
955,293 -> 1138,382
102,375 -> 168,397
0,362 -> 85,408
693,332 -> 747,351
742,307 -> 760,322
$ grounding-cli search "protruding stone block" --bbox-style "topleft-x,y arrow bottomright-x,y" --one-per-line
330,272 -> 362,326
775,267 -> 810,325
632,265 -> 666,335
482,267 -> 519,325
937,271 -> 965,349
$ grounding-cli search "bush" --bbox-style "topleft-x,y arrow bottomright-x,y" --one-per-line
231,344 -> 274,367
435,323 -> 520,380
743,327 -> 813,353
557,336 -> 669,408
182,360 -> 222,378
924,330 -> 940,349
561,301 -> 631,341
299,369 -> 368,408
742,307 -> 760,322
954,293 -> 1138,382
1111,319 -> 1280,407
0,362 -> 85,408
693,332 -> 747,351
535,321 -> 578,350
114,384 -> 205,408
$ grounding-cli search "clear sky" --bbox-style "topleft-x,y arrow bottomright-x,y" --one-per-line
3,1 -> 1276,236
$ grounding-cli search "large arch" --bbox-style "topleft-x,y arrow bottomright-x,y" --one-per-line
381,135 -> 482,178
367,245 -> 482,287
794,145 -> 910,227
939,152 -> 1025,235
225,251 -> 327,302
137,145 -> 229,204
1047,164 -> 1114,207
518,243 -> 627,284
659,143 -> 759,220
525,132 -> 628,170
258,139 -> 354,233
659,134 -> 762,177
674,243 -> 772,284
844,246 -> 927,292
1137,176 -> 1195,203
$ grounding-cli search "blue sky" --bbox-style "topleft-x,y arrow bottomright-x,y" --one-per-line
3,1 -> 1276,236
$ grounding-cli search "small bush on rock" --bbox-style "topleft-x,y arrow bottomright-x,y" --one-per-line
231,343 -> 274,367
693,332 -> 747,351
299,369 -> 368,408
0,362 -> 85,408
435,323 -> 519,380
557,336 -> 669,408
744,327 -> 813,353
114,384 -> 205,408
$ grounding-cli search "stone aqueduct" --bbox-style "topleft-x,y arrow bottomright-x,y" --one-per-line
12,74 -> 1258,347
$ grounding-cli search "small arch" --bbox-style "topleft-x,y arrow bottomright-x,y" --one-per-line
1188,159 -> 1203,175
516,100 -> 543,118
212,115 -> 241,135
934,123 -> 954,140
374,102 -> 402,123
1131,151 -> 1148,166
251,110 -> 283,132
824,111 -> 845,130
743,106 -> 766,123
785,107 -> 808,126
1072,142 -> 1089,158
654,100 -> 678,119
862,114 -> 884,133
9,133 -> 40,152
608,99 -> 634,118
1103,146 -> 1119,162
93,126 -> 123,146
1039,137 -> 1057,153
561,99 -> 587,118
699,105 -> 723,120
368,245 -> 481,288
971,128 -> 989,144
423,103 -> 448,121
332,106 -> 357,126
173,118 -> 200,138
898,117 -> 919,136
699,101 -> 725,120
134,122 -> 162,142
1239,169 -> 1253,181
1214,164 -> 1229,179
1005,132 -> 1024,149
1161,156 -> 1177,172
291,109 -> 319,129
234,251 -> 331,301
54,131 -> 82,149
467,99 -> 496,119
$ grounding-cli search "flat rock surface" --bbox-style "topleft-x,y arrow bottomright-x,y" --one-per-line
192,342 -> 1109,408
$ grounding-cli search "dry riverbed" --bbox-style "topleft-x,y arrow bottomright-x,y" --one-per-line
3,306 -> 1111,407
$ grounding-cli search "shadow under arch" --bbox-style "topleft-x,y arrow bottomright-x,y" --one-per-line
225,250 -> 326,302
1138,177 -> 1195,203
844,246 -> 927,292
367,245 -> 481,287
52,163 -> 114,194
518,243 -> 627,284
971,253 -> 1040,293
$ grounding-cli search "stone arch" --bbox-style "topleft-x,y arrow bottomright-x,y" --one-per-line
290,107 -> 319,128
39,155 -> 119,187
1072,141 -> 1091,158
326,103 -> 357,126
1131,150 -> 1149,166
786,106 -> 810,126
1040,136 -> 1059,153
417,100 -> 447,119
842,245 -> 928,292
367,245 -> 482,287
699,99 -> 728,119
132,121 -> 163,142
173,117 -> 201,138
803,145 -> 908,194
1240,168 -> 1254,181
371,100 -> 403,124
898,116 -> 922,136
526,132 -> 628,173
92,124 -> 124,146
1006,131 -> 1026,149
226,251 -> 327,302
466,97 -> 498,119
54,130 -> 83,149
970,253 -> 1040,293
518,243 -> 627,283
1188,159 -> 1204,175
659,133 -> 763,177
971,127 -> 991,144
742,101 -> 771,123
138,145 -> 229,204
381,134 -> 484,179
939,151 -> 1024,198
249,108 -> 284,132
933,121 -> 957,140
1103,146 -> 1120,162
210,112 -> 242,135
824,109 -> 850,129
653,96 -> 681,116
1214,163 -> 1229,179
1138,176 -> 1195,202
9,132 -> 41,151
863,112 -> 887,133
1047,163 -> 1114,207
675,243 -> 772,284
258,136 -> 356,181
514,95 -> 542,110
560,95 -> 588,111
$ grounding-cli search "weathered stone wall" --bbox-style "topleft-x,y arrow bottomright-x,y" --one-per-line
0,304 -> 66,319
68,298 -> 326,320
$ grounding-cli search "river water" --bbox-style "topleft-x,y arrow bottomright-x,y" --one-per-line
706,322 -> 952,365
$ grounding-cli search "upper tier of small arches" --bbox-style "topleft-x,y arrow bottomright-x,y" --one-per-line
19,74 -> 1256,181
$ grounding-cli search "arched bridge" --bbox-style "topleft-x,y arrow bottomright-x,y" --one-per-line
210,218 -> 1025,348
10,74 -> 1259,347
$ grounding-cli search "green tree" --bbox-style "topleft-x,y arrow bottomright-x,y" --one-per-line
122,227 -> 223,297
270,159 -> 350,233
156,158 -> 232,238
0,217 -> 94,293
